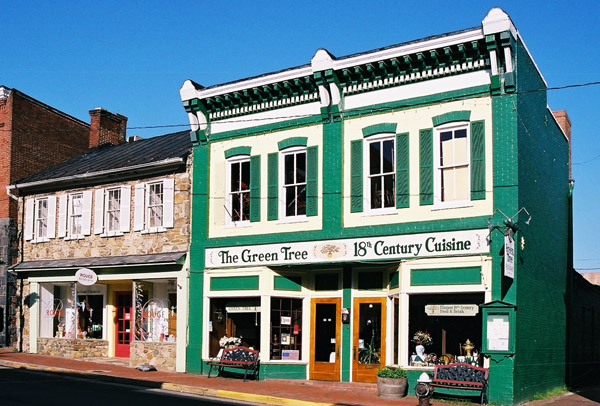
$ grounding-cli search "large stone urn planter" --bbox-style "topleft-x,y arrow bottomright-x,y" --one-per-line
377,376 -> 408,398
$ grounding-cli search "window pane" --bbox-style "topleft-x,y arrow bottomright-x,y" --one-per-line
384,174 -> 395,207
296,152 -> 306,183
369,141 -> 381,175
454,166 -> 469,201
241,191 -> 250,221
231,162 -> 240,192
297,185 -> 306,216
455,128 -> 467,139
382,140 -> 394,173
371,176 -> 382,209
241,161 -> 250,192
285,186 -> 296,216
454,136 -> 468,165
270,297 -> 303,361
358,302 -> 381,365
107,189 -> 121,232
231,193 -> 241,222
284,154 -> 295,185
440,132 -> 453,166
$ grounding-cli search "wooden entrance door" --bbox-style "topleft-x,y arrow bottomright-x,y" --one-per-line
309,298 -> 341,381
352,297 -> 386,383
114,291 -> 132,358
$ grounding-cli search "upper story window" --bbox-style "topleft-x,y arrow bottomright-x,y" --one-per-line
351,123 -> 409,214
228,156 -> 251,223
282,147 -> 307,217
106,188 -> 122,232
147,182 -> 164,228
436,124 -> 469,203
419,111 -> 486,207
94,186 -> 131,236
367,135 -> 395,210
134,178 -> 175,233
25,196 -> 56,242
35,198 -> 49,239
58,191 -> 92,239
69,193 -> 84,236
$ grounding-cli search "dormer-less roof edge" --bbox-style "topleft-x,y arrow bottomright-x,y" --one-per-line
8,157 -> 185,193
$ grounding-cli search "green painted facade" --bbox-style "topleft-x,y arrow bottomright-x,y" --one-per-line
181,9 -> 570,405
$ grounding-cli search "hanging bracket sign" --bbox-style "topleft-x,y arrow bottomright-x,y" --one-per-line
75,268 -> 98,286
504,230 -> 515,279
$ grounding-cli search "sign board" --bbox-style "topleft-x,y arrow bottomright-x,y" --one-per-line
75,268 -> 97,286
486,314 -> 510,351
281,316 -> 291,325
504,230 -> 515,279
206,229 -> 490,268
425,304 -> 479,316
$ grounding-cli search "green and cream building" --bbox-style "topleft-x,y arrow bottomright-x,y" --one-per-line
180,8 -> 571,404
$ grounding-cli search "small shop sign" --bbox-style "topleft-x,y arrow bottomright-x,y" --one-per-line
75,268 -> 97,286
504,230 -> 515,279
206,229 -> 490,268
425,304 -> 479,316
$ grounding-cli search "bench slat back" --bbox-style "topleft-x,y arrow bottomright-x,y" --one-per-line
222,346 -> 258,364
434,363 -> 488,384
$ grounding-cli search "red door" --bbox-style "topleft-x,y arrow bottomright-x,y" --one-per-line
115,291 -> 132,358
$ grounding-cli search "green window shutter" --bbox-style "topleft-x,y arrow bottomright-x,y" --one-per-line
419,128 -> 433,205
350,139 -> 363,213
267,152 -> 279,220
395,133 -> 410,208
470,120 -> 486,200
306,146 -> 318,216
249,155 -> 261,222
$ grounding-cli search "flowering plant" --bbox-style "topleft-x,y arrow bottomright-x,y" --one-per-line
219,336 -> 242,347
412,330 -> 433,347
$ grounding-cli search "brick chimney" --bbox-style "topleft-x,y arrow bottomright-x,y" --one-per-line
89,108 -> 127,148
552,110 -> 572,180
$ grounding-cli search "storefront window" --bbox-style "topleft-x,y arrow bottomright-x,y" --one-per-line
40,283 -> 106,339
134,280 -> 177,342
209,297 -> 261,358
270,298 -> 302,361
408,293 -> 484,366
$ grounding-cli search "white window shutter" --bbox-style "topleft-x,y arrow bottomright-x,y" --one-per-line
94,189 -> 105,234
163,178 -> 175,228
24,198 -> 34,241
133,183 -> 145,231
120,185 -> 131,232
82,190 -> 93,236
47,196 -> 57,239
58,195 -> 67,238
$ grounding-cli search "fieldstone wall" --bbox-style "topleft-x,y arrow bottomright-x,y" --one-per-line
130,341 -> 176,372
37,337 -> 108,358
20,159 -> 191,261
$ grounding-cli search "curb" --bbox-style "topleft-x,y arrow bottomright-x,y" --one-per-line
0,360 -> 334,406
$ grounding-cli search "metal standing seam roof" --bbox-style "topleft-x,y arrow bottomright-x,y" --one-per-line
10,251 -> 187,271
14,130 -> 192,186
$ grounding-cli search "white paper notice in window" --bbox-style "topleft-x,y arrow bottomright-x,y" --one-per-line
487,314 -> 510,351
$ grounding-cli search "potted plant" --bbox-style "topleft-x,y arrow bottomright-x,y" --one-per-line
377,366 -> 408,398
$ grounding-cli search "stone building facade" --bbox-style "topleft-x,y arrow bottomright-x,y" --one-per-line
9,130 -> 192,372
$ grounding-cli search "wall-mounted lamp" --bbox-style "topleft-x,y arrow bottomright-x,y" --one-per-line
214,308 -> 224,322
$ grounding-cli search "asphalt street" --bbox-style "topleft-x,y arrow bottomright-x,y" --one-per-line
0,366 -> 260,406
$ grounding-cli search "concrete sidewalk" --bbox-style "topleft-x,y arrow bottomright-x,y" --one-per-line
3,349 -> 595,405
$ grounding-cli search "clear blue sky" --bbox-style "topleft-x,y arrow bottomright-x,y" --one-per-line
3,1 -> 599,272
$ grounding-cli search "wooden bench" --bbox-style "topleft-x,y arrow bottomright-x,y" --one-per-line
207,346 -> 260,381
430,362 -> 488,405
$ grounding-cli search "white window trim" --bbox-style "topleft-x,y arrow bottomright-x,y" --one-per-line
279,146 -> 308,221
433,121 -> 471,209
363,132 -> 397,216
134,178 -> 174,234
27,196 -> 55,243
98,186 -> 131,237
225,155 -> 251,227
63,191 -> 92,240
